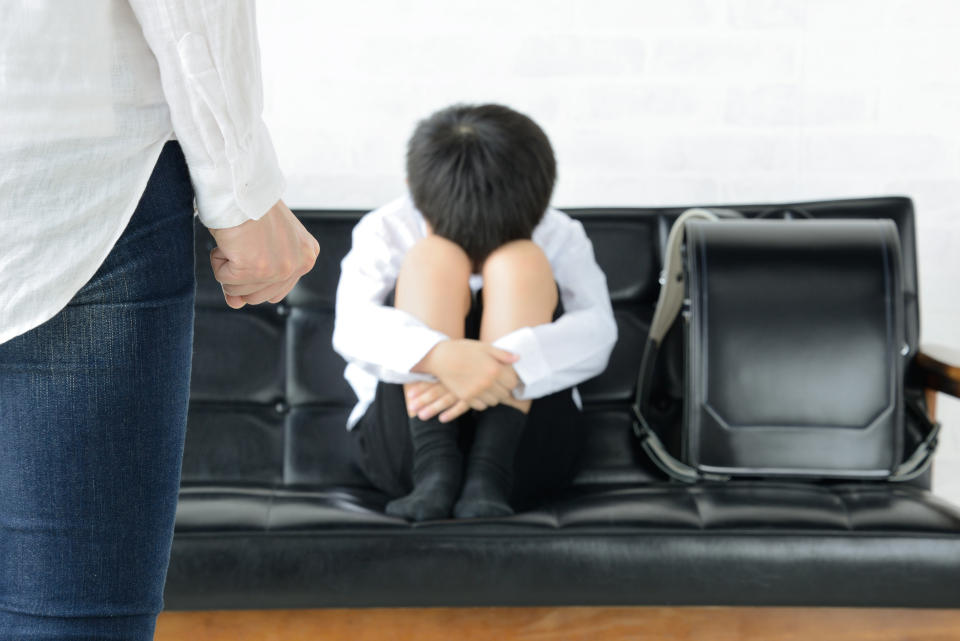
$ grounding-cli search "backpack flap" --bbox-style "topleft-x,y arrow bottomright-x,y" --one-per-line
683,219 -> 906,479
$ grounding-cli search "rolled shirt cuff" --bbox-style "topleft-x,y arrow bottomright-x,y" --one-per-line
190,120 -> 286,229
376,326 -> 451,384
491,326 -> 552,400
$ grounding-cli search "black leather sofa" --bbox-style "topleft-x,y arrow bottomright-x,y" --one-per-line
162,196 -> 960,610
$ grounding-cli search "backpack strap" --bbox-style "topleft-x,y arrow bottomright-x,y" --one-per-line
632,208 -> 727,483
890,397 -> 941,482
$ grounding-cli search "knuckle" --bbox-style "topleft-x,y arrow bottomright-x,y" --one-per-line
253,257 -> 272,279
304,237 -> 320,257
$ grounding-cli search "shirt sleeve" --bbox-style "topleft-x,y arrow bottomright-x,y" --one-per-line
491,216 -> 618,400
332,214 -> 450,385
128,0 -> 285,229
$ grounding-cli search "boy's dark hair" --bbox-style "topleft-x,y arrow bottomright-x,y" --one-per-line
406,103 -> 557,267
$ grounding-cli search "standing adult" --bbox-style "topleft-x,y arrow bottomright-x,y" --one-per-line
0,2 -> 317,639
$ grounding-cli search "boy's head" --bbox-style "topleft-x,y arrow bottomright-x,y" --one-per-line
405,103 -> 556,268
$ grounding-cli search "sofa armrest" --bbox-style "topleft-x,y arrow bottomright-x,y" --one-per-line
914,344 -> 960,399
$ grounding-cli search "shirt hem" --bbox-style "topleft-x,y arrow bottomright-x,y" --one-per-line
0,136 -> 172,345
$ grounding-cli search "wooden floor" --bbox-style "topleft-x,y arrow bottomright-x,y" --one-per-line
155,606 -> 960,641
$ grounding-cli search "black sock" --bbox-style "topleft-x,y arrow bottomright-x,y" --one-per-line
385,416 -> 462,521
454,404 -> 527,519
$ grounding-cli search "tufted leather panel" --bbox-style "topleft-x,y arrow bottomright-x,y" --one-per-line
169,197 -> 956,609
172,481 -> 960,533
164,480 -> 960,608
183,209 -> 675,488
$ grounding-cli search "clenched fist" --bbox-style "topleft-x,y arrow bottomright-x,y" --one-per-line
207,199 -> 320,308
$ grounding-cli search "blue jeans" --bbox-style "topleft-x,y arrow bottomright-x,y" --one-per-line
0,141 -> 196,640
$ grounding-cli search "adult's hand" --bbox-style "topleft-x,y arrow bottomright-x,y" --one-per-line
207,199 -> 320,308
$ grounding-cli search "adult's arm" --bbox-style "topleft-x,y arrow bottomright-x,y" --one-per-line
128,0 -> 285,230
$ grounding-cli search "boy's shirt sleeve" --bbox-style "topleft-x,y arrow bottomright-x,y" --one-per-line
491,214 -> 618,400
332,214 -> 448,384
128,0 -> 285,230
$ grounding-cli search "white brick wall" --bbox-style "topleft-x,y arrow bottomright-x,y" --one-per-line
257,0 -> 960,502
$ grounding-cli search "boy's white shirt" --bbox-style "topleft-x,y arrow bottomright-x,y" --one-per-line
332,194 -> 619,431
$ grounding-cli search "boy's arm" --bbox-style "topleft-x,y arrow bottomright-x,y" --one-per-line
331,216 -> 449,384
492,219 -> 618,400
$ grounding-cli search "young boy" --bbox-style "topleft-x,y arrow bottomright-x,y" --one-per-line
332,103 -> 617,521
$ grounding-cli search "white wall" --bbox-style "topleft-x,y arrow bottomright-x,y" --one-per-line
257,0 -> 960,501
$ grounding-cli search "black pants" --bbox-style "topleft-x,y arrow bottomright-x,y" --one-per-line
348,287 -> 586,513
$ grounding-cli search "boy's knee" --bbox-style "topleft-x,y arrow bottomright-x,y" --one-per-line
479,240 -> 558,328
481,240 -> 553,287
400,235 -> 472,281
397,236 -> 473,315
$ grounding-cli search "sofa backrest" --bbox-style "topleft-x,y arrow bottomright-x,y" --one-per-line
181,197 -> 921,491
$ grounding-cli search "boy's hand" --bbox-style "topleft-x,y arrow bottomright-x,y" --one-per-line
411,339 -> 520,418
406,368 -> 519,423
405,381 -> 469,423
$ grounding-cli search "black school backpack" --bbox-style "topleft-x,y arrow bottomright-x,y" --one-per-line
632,208 -> 940,482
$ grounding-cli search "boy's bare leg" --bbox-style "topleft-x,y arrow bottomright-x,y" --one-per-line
478,240 -> 558,412
455,240 -> 558,518
386,235 -> 472,521
395,235 -> 473,344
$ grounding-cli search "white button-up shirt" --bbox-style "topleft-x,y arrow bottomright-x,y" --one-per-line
332,195 -> 619,430
0,0 -> 285,345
